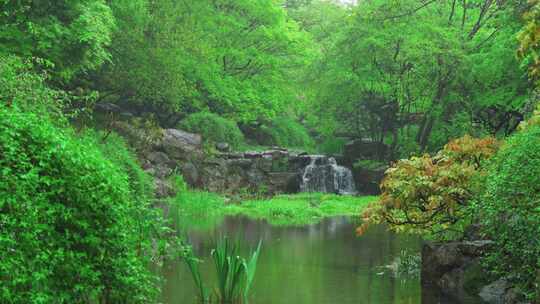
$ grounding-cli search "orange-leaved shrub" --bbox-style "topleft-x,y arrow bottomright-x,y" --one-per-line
357,135 -> 499,237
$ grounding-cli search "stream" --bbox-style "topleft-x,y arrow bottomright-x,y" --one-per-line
160,216 -> 484,304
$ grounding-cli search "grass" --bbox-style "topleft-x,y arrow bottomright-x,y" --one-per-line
168,184 -> 378,230
226,193 -> 377,226
169,189 -> 227,231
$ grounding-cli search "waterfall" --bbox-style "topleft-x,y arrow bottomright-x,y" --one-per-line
300,155 -> 357,195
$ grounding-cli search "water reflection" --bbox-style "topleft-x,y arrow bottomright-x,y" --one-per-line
160,216 -> 481,304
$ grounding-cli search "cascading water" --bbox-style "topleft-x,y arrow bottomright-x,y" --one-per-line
300,155 -> 357,195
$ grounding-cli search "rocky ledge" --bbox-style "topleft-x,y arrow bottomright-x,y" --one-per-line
142,129 -> 318,196
421,240 -> 525,304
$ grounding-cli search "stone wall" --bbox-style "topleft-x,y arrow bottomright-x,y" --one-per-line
142,128 -> 314,197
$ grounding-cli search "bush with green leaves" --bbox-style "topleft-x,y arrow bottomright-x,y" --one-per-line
475,125 -> 540,299
84,130 -> 155,206
0,55 -> 64,117
259,116 -> 314,149
0,105 -> 162,303
179,112 -> 245,149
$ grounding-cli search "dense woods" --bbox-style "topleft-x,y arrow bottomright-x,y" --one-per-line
1,0 -> 540,302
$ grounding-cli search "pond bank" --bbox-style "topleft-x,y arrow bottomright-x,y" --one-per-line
167,192 -> 377,230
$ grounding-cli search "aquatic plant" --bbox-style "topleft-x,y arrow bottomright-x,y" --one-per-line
183,238 -> 262,303
184,250 -> 210,303
378,250 -> 421,279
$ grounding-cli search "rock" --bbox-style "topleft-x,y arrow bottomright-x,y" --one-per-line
154,178 -> 176,198
216,142 -> 230,152
244,151 -> 262,159
147,164 -> 172,179
352,165 -> 387,195
246,169 -> 265,185
267,172 -> 299,193
254,155 -> 273,172
119,111 -> 134,120
227,158 -> 253,170
95,102 -> 121,113
221,152 -> 244,159
147,151 -> 171,165
479,279 -> 510,304
181,162 -> 199,186
161,129 -> 202,160
422,240 -> 494,301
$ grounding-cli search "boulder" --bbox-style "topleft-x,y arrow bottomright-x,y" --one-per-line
420,240 -> 525,303
180,162 -> 199,186
479,279 -> 511,304
216,142 -> 230,152
161,129 -> 202,160
147,151 -> 171,165
154,178 -> 176,198
267,172 -> 300,193
145,164 -> 172,179
352,165 -> 387,195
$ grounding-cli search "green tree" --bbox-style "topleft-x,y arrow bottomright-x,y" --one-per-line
0,0 -> 115,81
305,0 -> 528,155
95,0 -> 311,125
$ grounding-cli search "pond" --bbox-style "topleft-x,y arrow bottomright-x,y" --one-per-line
160,216 -> 483,304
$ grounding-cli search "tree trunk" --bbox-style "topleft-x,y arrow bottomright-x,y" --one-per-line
417,117 -> 434,151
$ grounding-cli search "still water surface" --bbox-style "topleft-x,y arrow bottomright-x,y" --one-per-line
160,216 -> 482,304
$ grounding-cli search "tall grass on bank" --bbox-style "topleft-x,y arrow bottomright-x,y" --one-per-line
226,193 -> 377,226
168,174 -> 226,231
184,238 -> 262,303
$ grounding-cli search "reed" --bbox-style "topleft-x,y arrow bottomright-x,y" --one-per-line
183,238 -> 262,303
184,249 -> 210,303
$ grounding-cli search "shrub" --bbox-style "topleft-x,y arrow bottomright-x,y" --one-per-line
0,55 -> 64,117
358,135 -> 499,237
83,130 -> 155,206
0,105 -> 162,303
260,116 -> 314,149
475,126 -> 540,299
318,137 -> 346,154
179,112 -> 244,149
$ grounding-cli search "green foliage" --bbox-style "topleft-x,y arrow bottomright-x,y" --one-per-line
265,116 -> 314,149
83,130 -> 155,205
302,0 -> 527,153
168,178 -> 227,232
0,105 -> 162,303
0,0 -> 115,81
353,159 -> 386,171
184,238 -> 262,303
227,193 -> 377,226
100,0 -> 311,122
0,55 -> 64,117
184,250 -> 210,303
359,135 -> 499,237
318,137 -> 346,154
257,116 -> 315,149
180,112 -> 245,149
475,126 -> 540,299
519,0 -> 540,82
